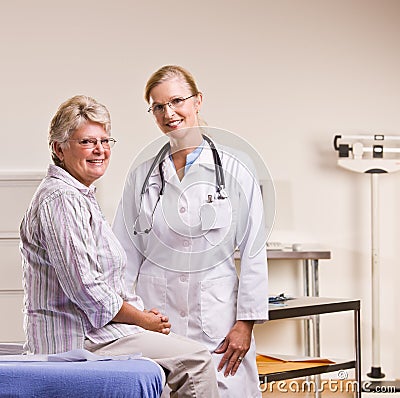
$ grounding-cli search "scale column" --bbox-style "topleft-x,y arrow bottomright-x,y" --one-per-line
367,172 -> 385,379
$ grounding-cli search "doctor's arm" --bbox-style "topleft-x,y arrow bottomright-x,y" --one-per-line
235,161 -> 269,323
216,161 -> 269,376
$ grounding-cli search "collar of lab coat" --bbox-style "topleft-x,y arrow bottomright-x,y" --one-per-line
149,139 -> 220,183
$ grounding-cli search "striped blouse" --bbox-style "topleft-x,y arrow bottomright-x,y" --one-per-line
20,164 -> 144,354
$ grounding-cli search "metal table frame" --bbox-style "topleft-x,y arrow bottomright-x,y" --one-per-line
267,250 -> 331,358
260,297 -> 361,398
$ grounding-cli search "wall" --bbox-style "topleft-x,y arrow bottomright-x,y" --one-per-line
1,0 -> 399,378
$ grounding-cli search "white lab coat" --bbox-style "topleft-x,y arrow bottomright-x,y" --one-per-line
113,141 -> 269,398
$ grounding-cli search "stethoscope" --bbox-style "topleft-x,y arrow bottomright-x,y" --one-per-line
133,134 -> 227,235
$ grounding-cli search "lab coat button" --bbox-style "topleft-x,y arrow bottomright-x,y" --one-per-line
183,240 -> 190,247
179,207 -> 186,213
180,311 -> 186,317
179,275 -> 187,282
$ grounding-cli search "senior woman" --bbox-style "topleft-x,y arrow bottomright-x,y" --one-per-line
113,65 -> 269,398
19,95 -> 219,398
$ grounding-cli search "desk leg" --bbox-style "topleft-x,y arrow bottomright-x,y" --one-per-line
303,259 -> 321,357
355,307 -> 361,398
310,258 -> 320,297
304,259 -> 322,398
303,260 -> 311,356
311,259 -> 321,358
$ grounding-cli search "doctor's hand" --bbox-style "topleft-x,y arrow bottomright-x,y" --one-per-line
214,320 -> 254,377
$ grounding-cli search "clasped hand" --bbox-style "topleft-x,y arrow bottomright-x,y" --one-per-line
143,308 -> 171,335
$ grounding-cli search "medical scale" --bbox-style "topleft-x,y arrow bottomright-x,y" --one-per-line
334,134 -> 400,392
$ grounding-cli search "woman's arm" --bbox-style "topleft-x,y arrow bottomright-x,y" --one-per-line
113,302 -> 171,334
41,192 -> 128,329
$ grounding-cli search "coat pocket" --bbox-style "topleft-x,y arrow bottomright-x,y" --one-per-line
200,275 -> 238,339
136,274 -> 167,314
203,202 -> 235,247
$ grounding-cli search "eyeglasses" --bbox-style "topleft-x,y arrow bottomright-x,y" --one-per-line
68,137 -> 117,149
147,94 -> 197,115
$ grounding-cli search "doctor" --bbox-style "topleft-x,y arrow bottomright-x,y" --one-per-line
113,65 -> 269,398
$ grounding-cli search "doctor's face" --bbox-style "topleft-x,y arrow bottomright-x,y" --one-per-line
149,78 -> 202,135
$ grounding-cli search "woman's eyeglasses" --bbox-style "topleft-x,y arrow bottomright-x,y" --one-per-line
68,138 -> 117,149
148,94 -> 197,115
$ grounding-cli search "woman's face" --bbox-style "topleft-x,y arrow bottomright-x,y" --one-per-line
55,121 -> 111,186
149,77 -> 202,135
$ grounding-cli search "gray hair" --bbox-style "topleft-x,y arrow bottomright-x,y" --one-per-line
48,95 -> 111,166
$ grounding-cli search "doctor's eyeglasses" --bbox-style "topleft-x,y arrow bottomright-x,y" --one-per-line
68,137 -> 117,149
147,94 -> 197,115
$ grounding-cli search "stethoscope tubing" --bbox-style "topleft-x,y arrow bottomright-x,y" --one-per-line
133,134 -> 226,235
141,134 -> 224,197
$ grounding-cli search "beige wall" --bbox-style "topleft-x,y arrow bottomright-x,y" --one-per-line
1,0 -> 400,378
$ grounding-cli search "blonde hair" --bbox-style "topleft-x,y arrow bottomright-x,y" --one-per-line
144,65 -> 200,103
48,95 -> 111,166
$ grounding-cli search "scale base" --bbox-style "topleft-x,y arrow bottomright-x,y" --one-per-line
367,367 -> 385,379
362,380 -> 400,393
